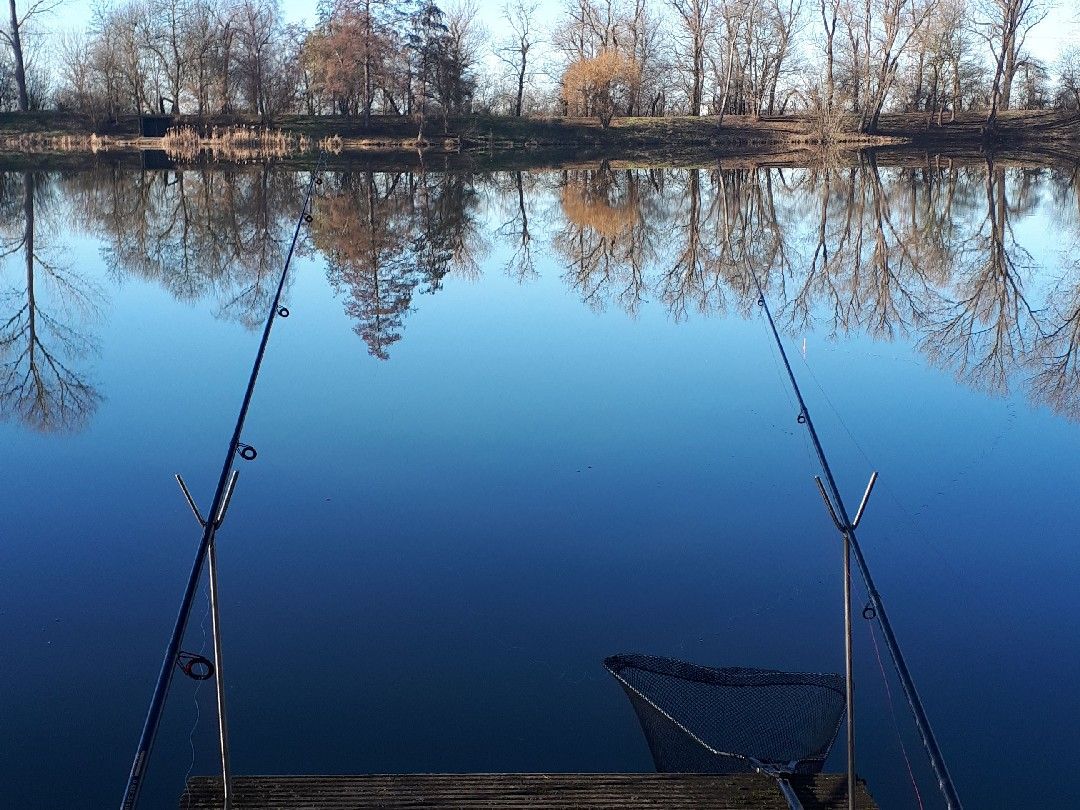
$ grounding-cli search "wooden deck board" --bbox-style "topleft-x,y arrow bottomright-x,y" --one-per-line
180,773 -> 878,809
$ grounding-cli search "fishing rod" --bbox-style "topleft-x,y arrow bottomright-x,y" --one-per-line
747,269 -> 963,810
120,164 -> 323,810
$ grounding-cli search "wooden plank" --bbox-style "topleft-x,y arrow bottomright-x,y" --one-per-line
180,773 -> 878,809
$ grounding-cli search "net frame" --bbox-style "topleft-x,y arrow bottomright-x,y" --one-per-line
604,654 -> 846,778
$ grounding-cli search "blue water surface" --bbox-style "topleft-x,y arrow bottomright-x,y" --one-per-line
1,161 -> 1078,809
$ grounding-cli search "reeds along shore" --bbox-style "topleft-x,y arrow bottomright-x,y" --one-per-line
0,110 -> 1078,160
161,126 -> 318,160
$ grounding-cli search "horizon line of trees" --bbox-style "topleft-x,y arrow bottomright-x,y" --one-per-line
1,0 -> 1079,132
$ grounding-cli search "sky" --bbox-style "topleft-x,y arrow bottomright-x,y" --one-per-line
35,0 -> 1080,74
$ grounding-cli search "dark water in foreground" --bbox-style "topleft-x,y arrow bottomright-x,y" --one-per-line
1,158 -> 1079,808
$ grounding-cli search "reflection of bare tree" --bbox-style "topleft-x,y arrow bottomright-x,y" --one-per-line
922,161 -> 1042,393
659,168 -> 714,320
495,171 -> 538,282
1030,168 -> 1080,419
70,167 -> 303,328
710,168 -> 793,320
0,173 -> 101,433
1031,273 -> 1080,419
790,159 -> 946,339
523,159 -> 1080,421
413,171 -> 487,285
19,159 -> 1080,423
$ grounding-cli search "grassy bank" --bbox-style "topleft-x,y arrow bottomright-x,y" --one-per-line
1,109 -> 1078,164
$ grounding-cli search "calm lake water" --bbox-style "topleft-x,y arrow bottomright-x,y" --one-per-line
2,157 -> 1078,808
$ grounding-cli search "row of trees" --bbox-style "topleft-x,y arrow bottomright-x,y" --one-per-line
1,0 -> 1078,126
39,0 -> 480,129
56,0 -> 297,120
548,0 -> 1078,129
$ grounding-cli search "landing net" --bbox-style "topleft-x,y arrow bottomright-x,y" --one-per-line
604,654 -> 845,775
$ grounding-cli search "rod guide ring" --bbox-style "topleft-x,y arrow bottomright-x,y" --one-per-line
177,651 -> 214,681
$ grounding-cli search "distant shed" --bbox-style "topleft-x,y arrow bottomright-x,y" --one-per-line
140,115 -> 176,138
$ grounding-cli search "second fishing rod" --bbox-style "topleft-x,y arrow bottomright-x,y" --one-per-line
747,266 -> 963,810
120,164 -> 323,810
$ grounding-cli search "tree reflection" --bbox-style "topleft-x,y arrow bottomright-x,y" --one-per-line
921,161 -> 1041,393
315,172 -> 416,360
1032,274 -> 1080,419
22,157 -> 1080,428
531,158 -> 1080,421
790,160 -> 947,339
659,168 -> 712,319
494,171 -> 538,282
0,173 -> 101,433
312,169 -> 485,359
1031,167 -> 1080,419
70,166 -> 303,328
554,165 -> 660,316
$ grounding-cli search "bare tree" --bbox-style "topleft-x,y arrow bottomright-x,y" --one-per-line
55,31 -> 96,115
974,0 -> 1049,122
442,0 -> 483,113
552,0 -> 619,68
875,0 -> 940,129
624,0 -> 669,115
233,0 -> 292,120
1056,44 -> 1080,110
183,0 -> 220,115
496,0 -> 538,117
2,0 -> 62,110
820,0 -> 841,111
669,0 -> 714,115
915,0 -> 976,122
138,0 -> 189,113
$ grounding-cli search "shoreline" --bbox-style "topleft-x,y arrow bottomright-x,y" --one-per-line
1,110 -> 1078,163
0,143 -> 1075,175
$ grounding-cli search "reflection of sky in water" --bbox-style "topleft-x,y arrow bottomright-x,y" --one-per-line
1,163 -> 1078,809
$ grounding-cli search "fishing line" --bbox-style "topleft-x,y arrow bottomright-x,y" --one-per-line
798,352 -> 875,469
866,614 -> 924,810
744,264 -> 963,810
120,162 -> 325,810
798,349 -> 969,585
182,581 -> 211,810
761,321 -> 818,480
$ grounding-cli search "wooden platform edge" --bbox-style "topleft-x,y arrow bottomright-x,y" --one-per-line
180,772 -> 879,809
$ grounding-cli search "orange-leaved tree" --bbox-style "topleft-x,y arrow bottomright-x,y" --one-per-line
560,50 -> 637,128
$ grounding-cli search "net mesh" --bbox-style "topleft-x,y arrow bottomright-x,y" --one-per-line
604,654 -> 845,775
